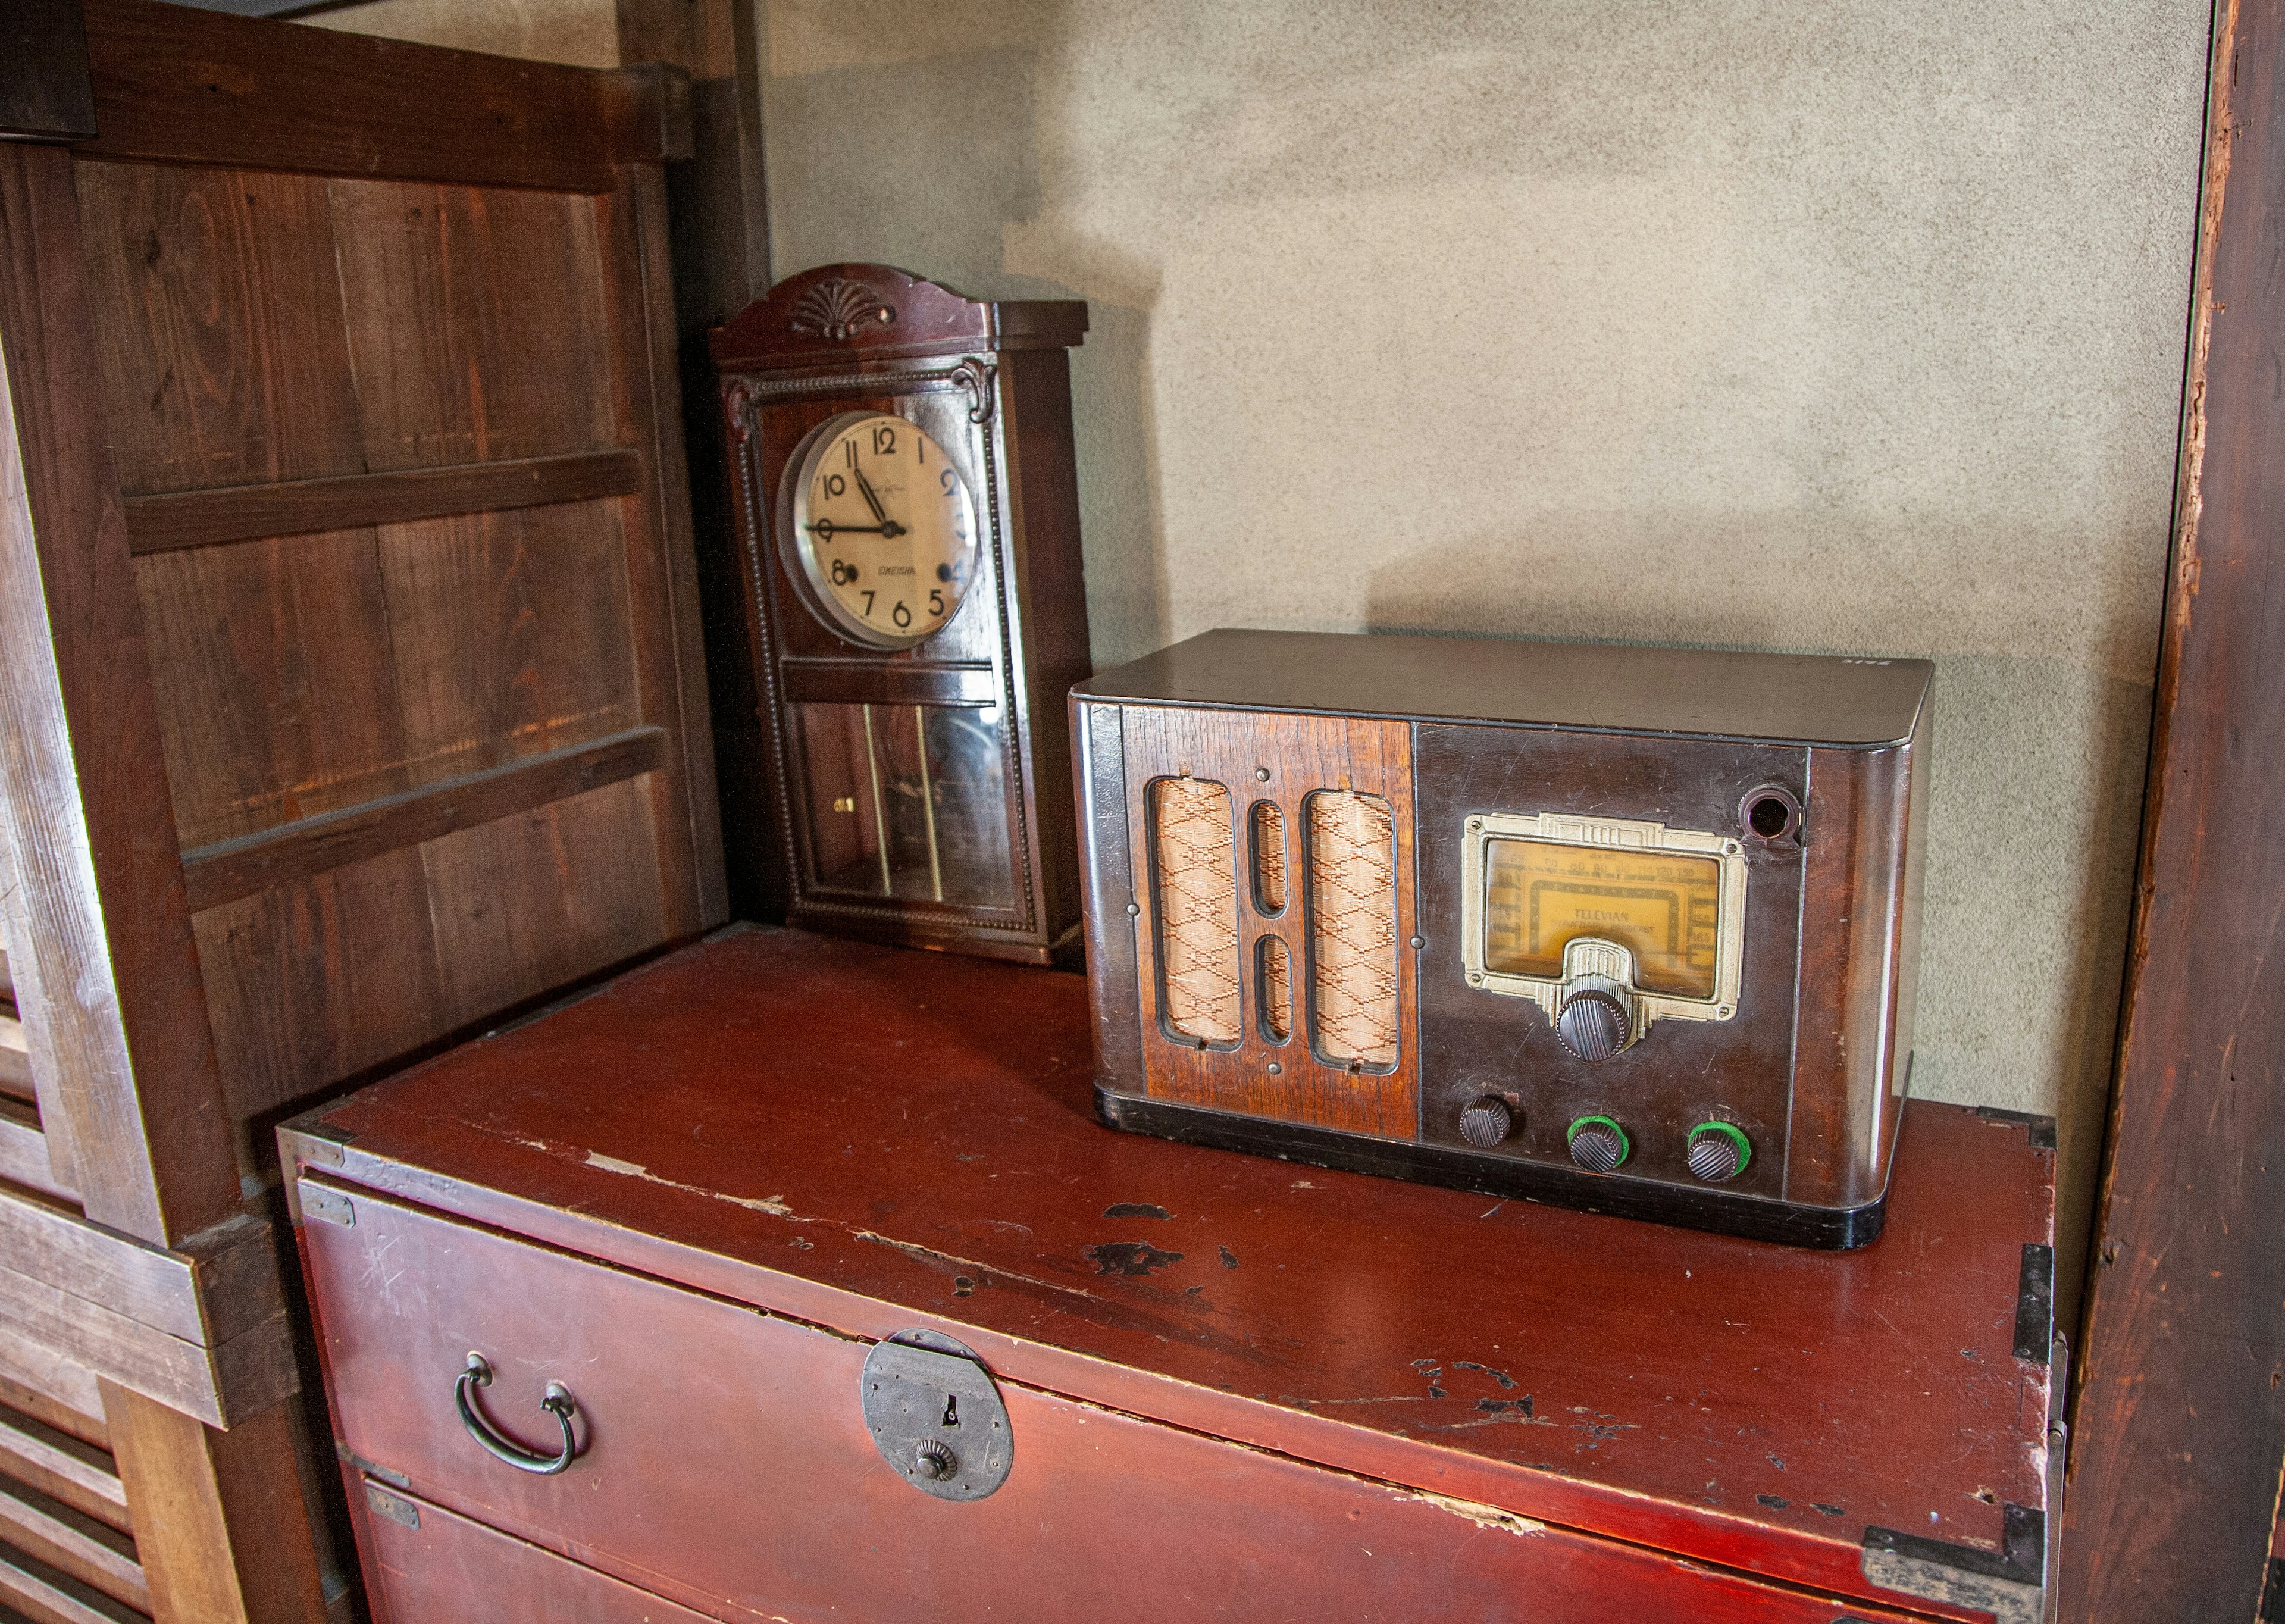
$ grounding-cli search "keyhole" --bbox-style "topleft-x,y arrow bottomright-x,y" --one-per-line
941,1394 -> 960,1428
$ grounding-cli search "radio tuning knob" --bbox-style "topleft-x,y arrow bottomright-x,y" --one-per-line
1686,1121 -> 1752,1182
1566,1115 -> 1630,1174
1457,1097 -> 1513,1149
1555,989 -> 1632,1062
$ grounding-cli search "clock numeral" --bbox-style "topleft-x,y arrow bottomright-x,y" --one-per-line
939,468 -> 956,495
860,590 -> 875,617
823,473 -> 845,498
929,589 -> 944,617
831,559 -> 858,586
844,439 -> 856,469
892,600 -> 912,630
872,424 -> 898,457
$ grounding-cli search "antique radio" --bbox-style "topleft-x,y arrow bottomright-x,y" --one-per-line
1071,630 -> 1930,1247
712,266 -> 1091,964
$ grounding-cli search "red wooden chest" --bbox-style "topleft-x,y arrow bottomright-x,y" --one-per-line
284,928 -> 2058,1623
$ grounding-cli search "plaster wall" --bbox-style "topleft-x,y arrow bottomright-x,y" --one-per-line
756,0 -> 2210,1306
301,0 -> 2211,1312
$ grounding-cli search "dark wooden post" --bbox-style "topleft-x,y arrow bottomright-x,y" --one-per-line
2065,2 -> 2285,1617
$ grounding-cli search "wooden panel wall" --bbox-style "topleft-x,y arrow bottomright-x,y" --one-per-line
48,13 -> 724,1172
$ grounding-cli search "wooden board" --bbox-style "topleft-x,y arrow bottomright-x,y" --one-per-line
293,927 -> 2057,1623
2065,0 -> 2285,1616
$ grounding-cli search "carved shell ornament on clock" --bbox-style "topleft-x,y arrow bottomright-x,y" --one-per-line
790,278 -> 897,341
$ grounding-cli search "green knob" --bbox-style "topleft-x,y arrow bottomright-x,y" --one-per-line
1566,1114 -> 1630,1173
1687,1121 -> 1752,1182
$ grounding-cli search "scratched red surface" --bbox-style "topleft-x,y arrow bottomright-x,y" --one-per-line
303,926 -> 2054,1616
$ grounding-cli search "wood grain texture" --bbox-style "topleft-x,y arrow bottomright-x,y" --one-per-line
0,142 -> 242,1244
0,831 -> 79,1200
330,180 -> 612,473
0,1548 -> 130,1624
79,0 -> 678,192
123,451 -> 644,555
376,503 -> 641,777
0,1369 -> 105,1450
135,528 -> 409,852
0,1260 -> 292,1431
102,1381 -> 324,1624
595,166 -> 725,938
0,1480 -> 143,1613
2066,1 -> 2285,1617
308,1176 -> 1933,1624
414,779 -> 667,1035
73,161 -> 364,499
181,728 -> 668,915
1120,708 -> 1418,1135
0,1196 -> 277,1350
0,1412 -> 132,1534
0,0 -> 96,145
296,930 -> 2056,1622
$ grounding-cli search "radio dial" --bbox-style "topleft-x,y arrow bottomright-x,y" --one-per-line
1555,988 -> 1632,1062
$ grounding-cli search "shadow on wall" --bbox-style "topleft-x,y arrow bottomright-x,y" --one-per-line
763,36 -> 1171,665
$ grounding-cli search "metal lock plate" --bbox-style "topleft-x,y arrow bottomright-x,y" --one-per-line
860,1329 -> 1011,1501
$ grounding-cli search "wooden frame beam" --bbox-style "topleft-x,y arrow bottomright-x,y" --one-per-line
181,725 -> 669,912
122,449 -> 644,555
80,0 -> 691,192
2064,0 -> 2285,1614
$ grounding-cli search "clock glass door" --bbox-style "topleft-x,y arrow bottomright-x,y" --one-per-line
792,702 -> 1015,908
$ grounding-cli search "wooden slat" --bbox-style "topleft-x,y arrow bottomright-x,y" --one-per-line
0,1415 -> 127,1535
78,0 -> 684,192
600,166 -> 728,937
0,1193 -> 277,1351
0,1102 -> 72,1206
0,139 -> 242,1247
103,1384 -> 321,1622
0,1022 -> 30,1105
0,1487 -> 142,1614
181,727 -> 668,914
2066,0 -> 2285,1613
0,1547 -> 135,1624
0,1384 -> 100,1460
121,451 -> 644,554
0,1263 -> 292,1431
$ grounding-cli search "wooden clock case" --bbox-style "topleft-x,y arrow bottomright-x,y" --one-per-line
710,265 -> 1090,963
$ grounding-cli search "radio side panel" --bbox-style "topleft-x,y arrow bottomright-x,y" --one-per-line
1785,729 -> 1921,1212
1071,696 -> 1145,1094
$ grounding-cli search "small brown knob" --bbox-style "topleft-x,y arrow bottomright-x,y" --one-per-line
915,1440 -> 957,1480
1457,1097 -> 1513,1150
1555,990 -> 1631,1062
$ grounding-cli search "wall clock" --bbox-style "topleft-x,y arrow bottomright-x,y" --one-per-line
712,265 -> 1091,964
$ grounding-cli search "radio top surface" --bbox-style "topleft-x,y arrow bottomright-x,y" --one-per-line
1072,628 -> 1932,749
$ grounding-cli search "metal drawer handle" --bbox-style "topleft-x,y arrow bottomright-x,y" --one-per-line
455,1353 -> 579,1476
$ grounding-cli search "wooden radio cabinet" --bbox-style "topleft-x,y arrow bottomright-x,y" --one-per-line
285,928 -> 2058,1624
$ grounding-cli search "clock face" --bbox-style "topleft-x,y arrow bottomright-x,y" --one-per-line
783,412 -> 979,650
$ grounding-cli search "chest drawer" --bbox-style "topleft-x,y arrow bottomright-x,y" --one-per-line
358,1478 -> 716,1624
301,1176 -> 1933,1623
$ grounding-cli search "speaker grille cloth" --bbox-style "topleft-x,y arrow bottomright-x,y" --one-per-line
1153,777 -> 1240,1043
1258,935 -> 1292,1041
1251,801 -> 1288,912
1308,791 -> 1398,1066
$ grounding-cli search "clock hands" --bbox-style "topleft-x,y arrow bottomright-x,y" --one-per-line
851,467 -> 905,537
806,519 -> 897,539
